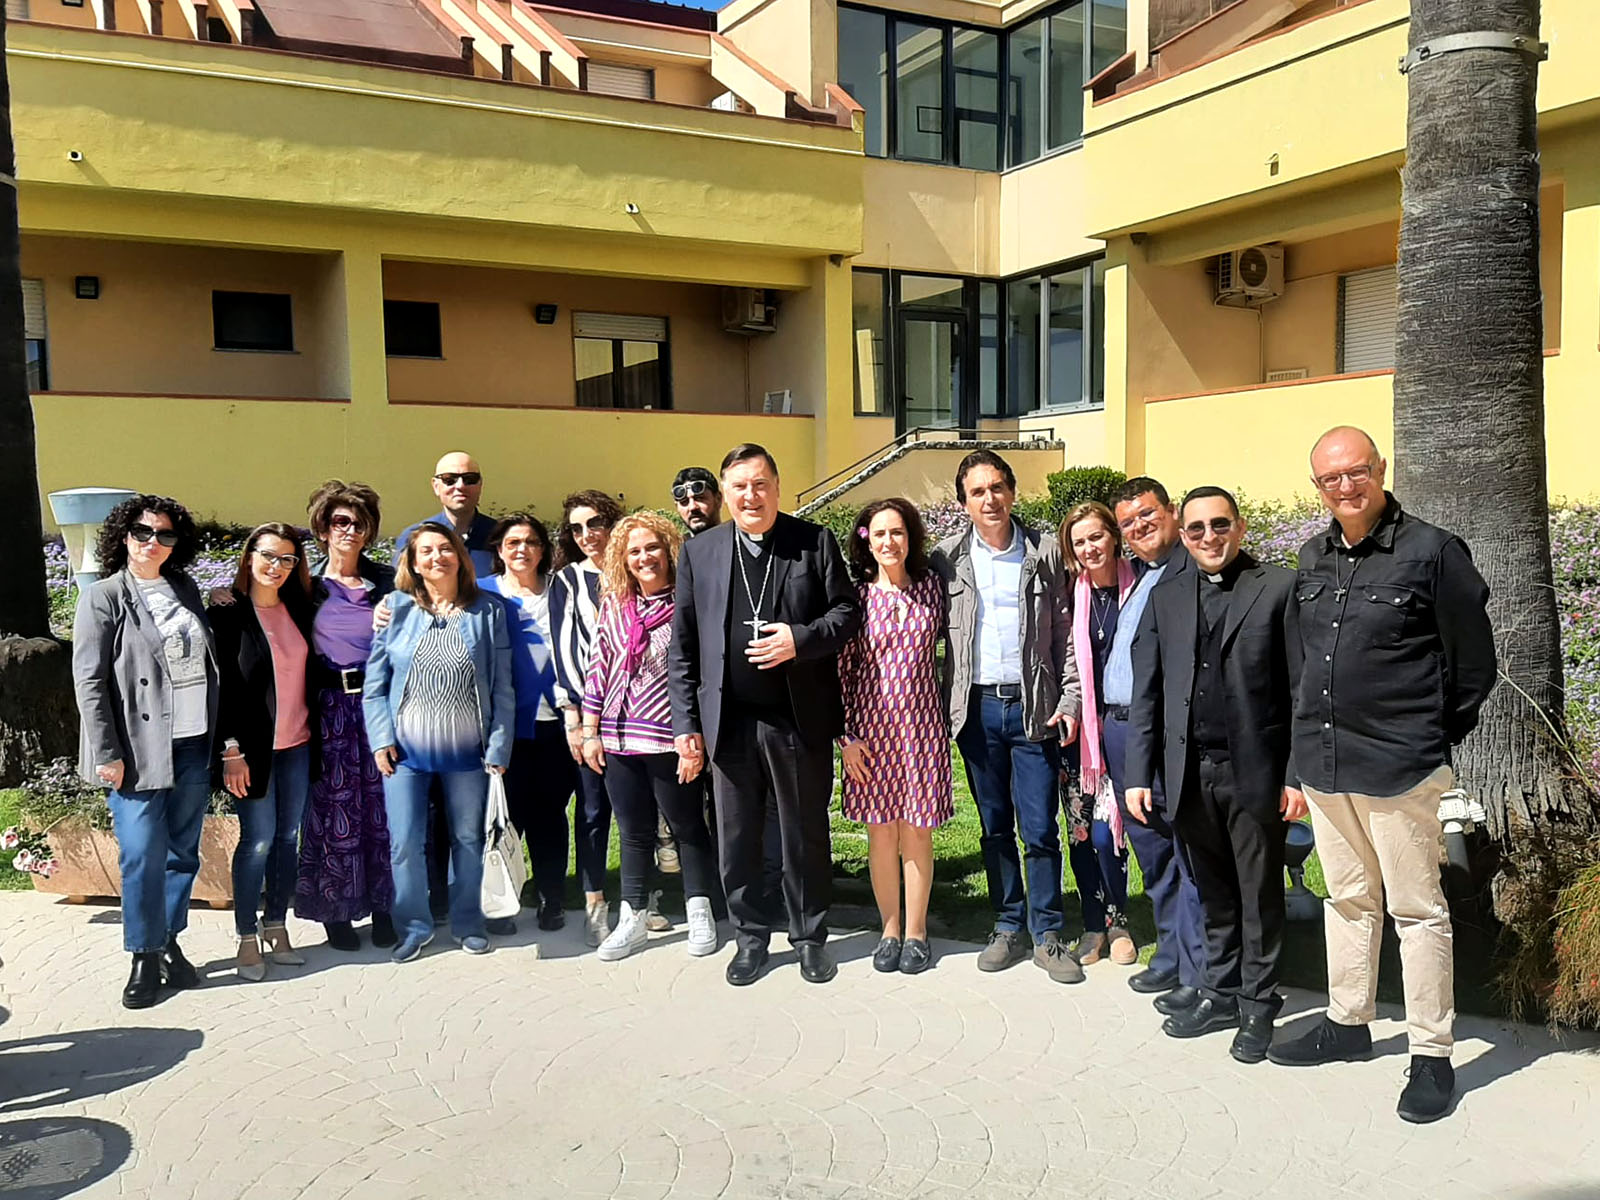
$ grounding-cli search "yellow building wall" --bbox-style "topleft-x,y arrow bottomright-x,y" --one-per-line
718,0 -> 835,108
381,261 -> 752,412
22,0 -> 98,26
651,61 -> 726,108
997,147 -> 1102,276
22,235 -> 345,398
859,160 -> 1000,277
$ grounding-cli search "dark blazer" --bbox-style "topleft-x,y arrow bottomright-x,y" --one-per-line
669,512 -> 861,761
209,589 -> 321,799
1124,553 -> 1302,821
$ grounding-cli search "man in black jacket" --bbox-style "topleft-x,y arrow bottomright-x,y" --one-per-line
1125,487 -> 1305,1064
668,444 -> 861,987
1269,427 -> 1495,1126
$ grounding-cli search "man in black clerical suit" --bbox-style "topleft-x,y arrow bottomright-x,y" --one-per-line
668,444 -> 861,987
1124,486 -> 1306,1063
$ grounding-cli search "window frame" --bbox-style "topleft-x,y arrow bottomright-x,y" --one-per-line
572,321 -> 673,411
382,299 -> 444,360
851,267 -> 893,417
211,290 -> 295,354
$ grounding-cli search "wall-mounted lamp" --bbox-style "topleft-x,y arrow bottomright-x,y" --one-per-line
67,149 -> 84,162
74,275 -> 100,300
624,203 -> 640,215
533,303 -> 558,325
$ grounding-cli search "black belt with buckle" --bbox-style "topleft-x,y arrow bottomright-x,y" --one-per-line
1104,704 -> 1130,721
976,683 -> 1023,702
338,666 -> 365,695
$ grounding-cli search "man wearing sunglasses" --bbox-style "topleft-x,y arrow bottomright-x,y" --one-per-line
1124,487 -> 1304,1065
1269,427 -> 1494,1125
397,452 -> 496,578
671,467 -> 723,537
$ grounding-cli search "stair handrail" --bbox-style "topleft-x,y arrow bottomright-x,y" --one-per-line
794,424 -> 1059,508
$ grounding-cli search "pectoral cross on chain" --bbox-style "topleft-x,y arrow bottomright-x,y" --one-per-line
738,542 -> 776,646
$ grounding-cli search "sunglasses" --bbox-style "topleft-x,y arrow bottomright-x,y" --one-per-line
567,516 -> 613,538
435,472 -> 482,487
254,549 -> 300,570
328,514 -> 362,531
1182,517 -> 1236,540
672,480 -> 715,504
128,523 -> 180,547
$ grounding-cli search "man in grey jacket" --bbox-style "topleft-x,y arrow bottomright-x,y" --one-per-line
932,450 -> 1084,983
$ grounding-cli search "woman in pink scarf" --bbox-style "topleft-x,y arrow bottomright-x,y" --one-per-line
1060,502 -> 1141,968
580,512 -> 718,963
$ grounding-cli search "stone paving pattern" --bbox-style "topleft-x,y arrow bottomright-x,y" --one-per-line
1,892 -> 1597,1200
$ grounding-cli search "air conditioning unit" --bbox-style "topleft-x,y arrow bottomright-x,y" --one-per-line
722,287 -> 776,335
1216,245 -> 1284,307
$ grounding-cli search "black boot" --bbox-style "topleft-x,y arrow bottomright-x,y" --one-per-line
324,921 -> 361,952
1397,1056 -> 1455,1123
369,911 -> 398,949
123,953 -> 162,1009
161,939 -> 200,989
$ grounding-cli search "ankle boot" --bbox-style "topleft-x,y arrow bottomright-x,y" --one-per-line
123,953 -> 162,1009
369,911 -> 398,948
324,921 -> 360,952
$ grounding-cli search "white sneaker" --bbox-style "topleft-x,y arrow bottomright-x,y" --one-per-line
644,889 -> 673,933
596,901 -> 649,962
685,895 -> 718,958
585,899 -> 610,948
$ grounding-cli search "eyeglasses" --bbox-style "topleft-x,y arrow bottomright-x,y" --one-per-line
567,516 -> 613,538
435,472 -> 482,487
254,550 -> 300,570
1117,506 -> 1161,533
1181,517 -> 1236,540
500,536 -> 543,553
128,523 -> 180,547
1313,464 -> 1375,492
672,481 -> 715,504
327,514 -> 361,531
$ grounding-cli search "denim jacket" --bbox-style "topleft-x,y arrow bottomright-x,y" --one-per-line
362,589 -> 516,770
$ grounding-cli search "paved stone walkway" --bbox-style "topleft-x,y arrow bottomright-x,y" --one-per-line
0,892 -> 1597,1200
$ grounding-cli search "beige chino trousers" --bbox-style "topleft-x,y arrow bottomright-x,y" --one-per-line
1302,764 -> 1455,1057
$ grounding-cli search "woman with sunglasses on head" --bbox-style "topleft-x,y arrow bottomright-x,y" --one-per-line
209,523 -> 319,980
1058,501 -> 1139,968
364,522 -> 514,963
549,489 -> 625,946
480,514 -> 576,931
294,481 -> 398,952
72,496 -> 218,1009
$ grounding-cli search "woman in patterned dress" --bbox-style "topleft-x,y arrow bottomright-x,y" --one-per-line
294,480 -> 397,953
364,522 -> 515,963
838,498 -> 951,976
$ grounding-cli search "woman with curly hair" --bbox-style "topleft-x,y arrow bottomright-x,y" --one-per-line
71,494 -> 217,1009
837,498 -> 951,976
549,488 -> 624,945
579,512 -> 718,962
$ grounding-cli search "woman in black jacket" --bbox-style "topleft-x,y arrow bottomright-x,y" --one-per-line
210,523 -> 318,980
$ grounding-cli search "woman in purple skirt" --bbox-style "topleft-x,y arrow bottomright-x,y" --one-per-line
294,480 -> 397,950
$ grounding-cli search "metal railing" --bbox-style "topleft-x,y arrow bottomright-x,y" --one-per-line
793,423 -> 1058,508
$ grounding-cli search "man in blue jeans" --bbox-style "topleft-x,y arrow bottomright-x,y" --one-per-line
932,450 -> 1084,984
1102,476 -> 1208,1011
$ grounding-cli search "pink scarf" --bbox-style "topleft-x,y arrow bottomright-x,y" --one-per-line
621,591 -> 674,677
1074,560 -> 1138,846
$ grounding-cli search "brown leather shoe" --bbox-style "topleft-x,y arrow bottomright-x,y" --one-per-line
1073,931 -> 1107,965
1108,926 -> 1138,965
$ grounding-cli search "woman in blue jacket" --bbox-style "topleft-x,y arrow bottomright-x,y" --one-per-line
364,521 -> 514,963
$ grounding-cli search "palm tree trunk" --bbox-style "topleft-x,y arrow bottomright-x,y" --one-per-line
0,12 -> 50,641
1394,1 -> 1598,846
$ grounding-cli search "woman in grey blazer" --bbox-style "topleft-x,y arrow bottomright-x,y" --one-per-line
71,495 -> 219,1010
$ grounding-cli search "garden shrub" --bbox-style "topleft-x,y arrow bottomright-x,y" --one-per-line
1045,466 -> 1127,526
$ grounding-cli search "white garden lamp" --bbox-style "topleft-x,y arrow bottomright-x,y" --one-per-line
48,487 -> 138,595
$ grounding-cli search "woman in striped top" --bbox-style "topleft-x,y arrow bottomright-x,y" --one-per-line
580,512 -> 718,962
550,489 -> 623,946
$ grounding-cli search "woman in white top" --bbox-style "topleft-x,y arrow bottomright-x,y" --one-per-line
71,495 -> 219,1010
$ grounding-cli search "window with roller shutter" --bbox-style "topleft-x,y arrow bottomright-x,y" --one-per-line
22,278 -> 48,392
1337,265 -> 1398,373
586,63 -> 655,100
5,0 -> 29,20
572,313 -> 670,410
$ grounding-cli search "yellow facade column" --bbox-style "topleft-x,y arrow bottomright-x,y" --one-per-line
330,246 -> 391,481
813,254 -> 856,486
1100,237 -> 1134,475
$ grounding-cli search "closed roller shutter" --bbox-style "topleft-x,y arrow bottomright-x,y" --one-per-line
22,279 -> 46,340
586,63 -> 655,100
5,1 -> 30,20
1339,265 -> 1397,373
572,312 -> 667,342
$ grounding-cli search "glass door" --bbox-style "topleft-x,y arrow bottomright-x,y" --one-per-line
898,311 -> 965,435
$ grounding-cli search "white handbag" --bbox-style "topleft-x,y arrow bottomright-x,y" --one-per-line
480,770 -> 526,920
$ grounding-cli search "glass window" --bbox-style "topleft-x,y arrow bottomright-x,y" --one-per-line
212,291 -> 293,352
953,28 -> 1000,172
1007,18 -> 1043,166
837,8 -> 888,158
852,271 -> 890,415
1090,259 -> 1107,406
575,338 -> 669,409
1047,3 -> 1086,150
1006,278 -> 1041,414
978,282 -> 1000,417
1046,268 -> 1086,408
383,300 -> 443,358
26,340 -> 48,392
895,20 -> 946,162
1091,0 -> 1128,77
900,274 -> 965,310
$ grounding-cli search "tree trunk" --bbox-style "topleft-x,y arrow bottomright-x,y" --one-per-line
1393,0 -> 1598,846
0,12 -> 51,641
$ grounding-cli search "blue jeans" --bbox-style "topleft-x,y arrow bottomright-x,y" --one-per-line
385,768 -> 487,941
107,735 -> 212,953
955,688 -> 1064,938
1069,818 -> 1129,933
1103,712 -> 1206,986
232,743 -> 311,937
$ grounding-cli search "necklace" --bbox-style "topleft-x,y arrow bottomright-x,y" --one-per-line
1333,550 -> 1359,601
1090,586 -> 1115,643
737,541 -> 775,641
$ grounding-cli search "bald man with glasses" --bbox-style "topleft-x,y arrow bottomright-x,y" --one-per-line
397,452 -> 497,577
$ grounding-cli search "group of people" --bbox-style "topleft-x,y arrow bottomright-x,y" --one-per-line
69,424 -> 1494,1125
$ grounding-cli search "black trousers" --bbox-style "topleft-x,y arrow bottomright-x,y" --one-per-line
604,752 -> 718,909
1175,754 -> 1288,1017
711,712 -> 833,950
504,721 -> 578,909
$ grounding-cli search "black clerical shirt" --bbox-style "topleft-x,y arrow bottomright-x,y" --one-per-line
1191,556 -> 1243,757
726,528 -> 789,718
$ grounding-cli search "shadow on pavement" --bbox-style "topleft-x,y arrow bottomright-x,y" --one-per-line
0,1027 -> 202,1115
0,1116 -> 131,1198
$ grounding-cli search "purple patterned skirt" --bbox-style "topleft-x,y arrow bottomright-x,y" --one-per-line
295,687 -> 394,922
